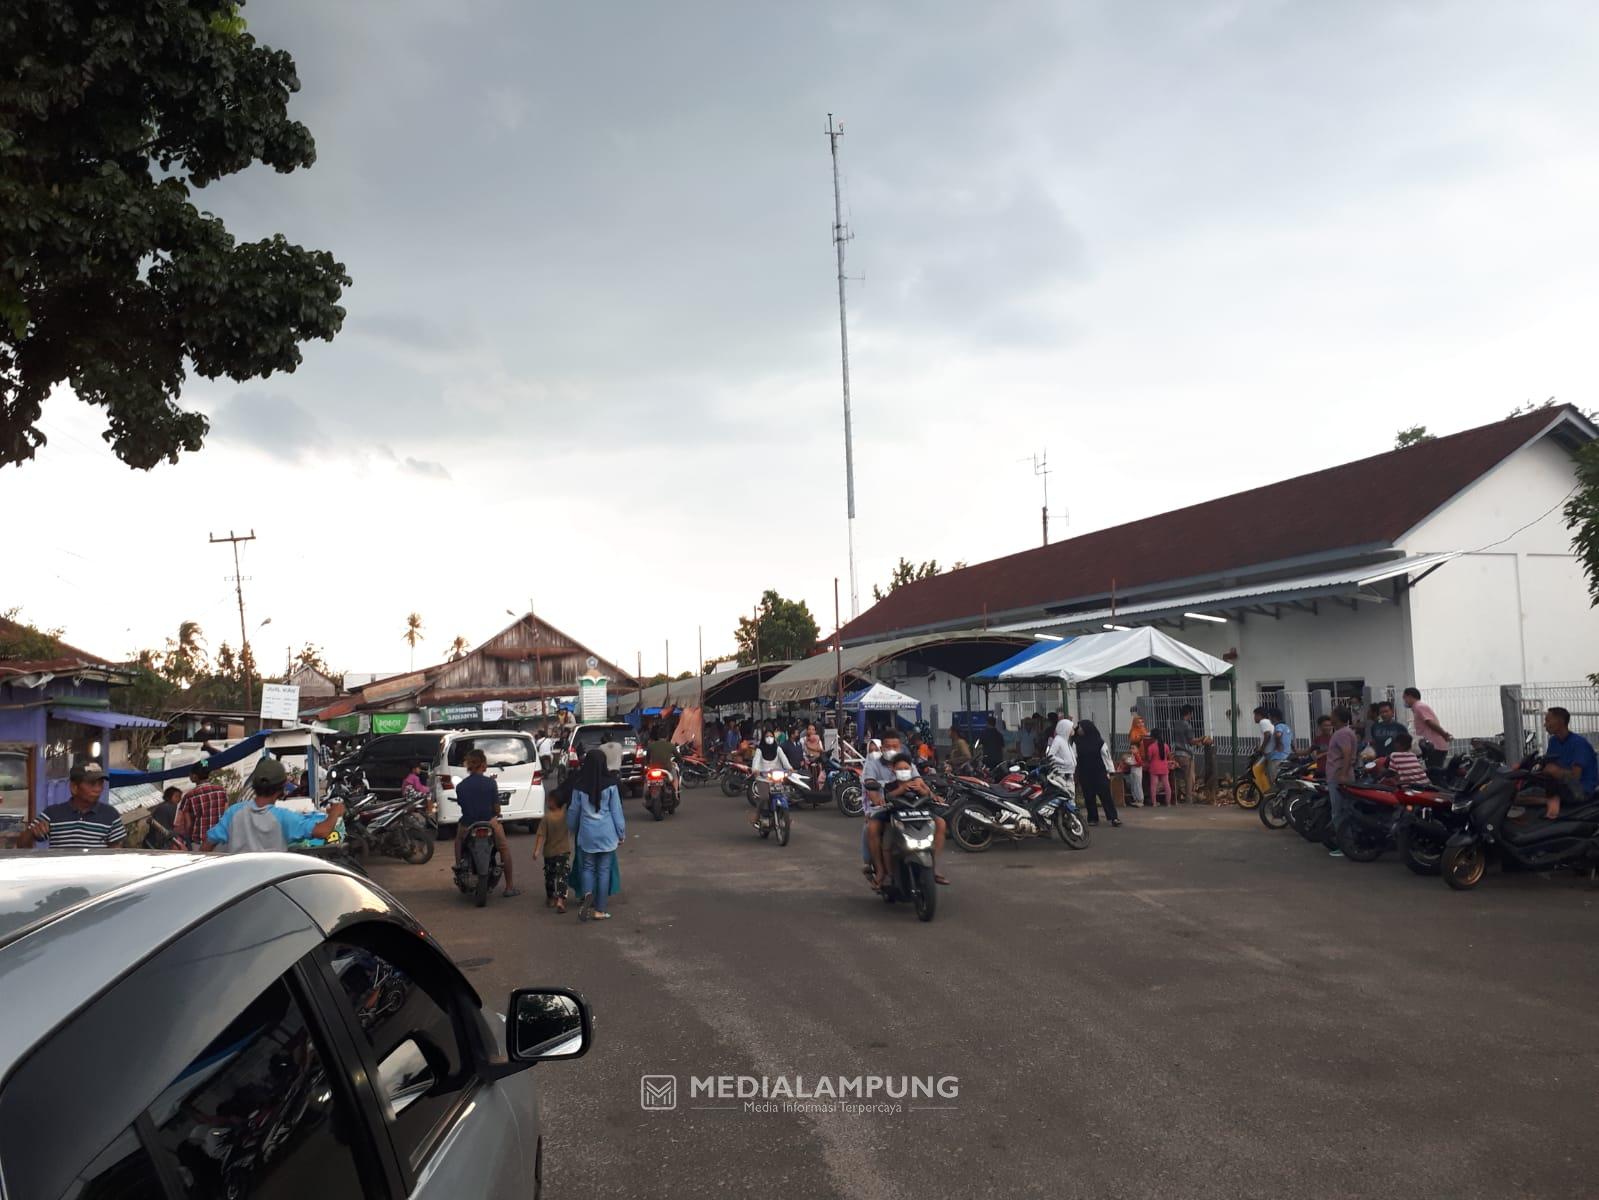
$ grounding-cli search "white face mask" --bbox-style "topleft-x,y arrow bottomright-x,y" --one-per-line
894,768 -> 914,782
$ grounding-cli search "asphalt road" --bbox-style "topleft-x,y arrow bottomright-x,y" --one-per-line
368,790 -> 1599,1200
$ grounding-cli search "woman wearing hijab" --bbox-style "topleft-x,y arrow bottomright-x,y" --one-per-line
1072,720 -> 1121,826
748,731 -> 794,826
566,748 -> 626,922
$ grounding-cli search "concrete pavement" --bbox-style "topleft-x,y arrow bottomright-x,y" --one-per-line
368,790 -> 1599,1200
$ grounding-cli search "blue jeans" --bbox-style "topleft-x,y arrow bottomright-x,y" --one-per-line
1328,779 -> 1348,835
580,849 -> 615,912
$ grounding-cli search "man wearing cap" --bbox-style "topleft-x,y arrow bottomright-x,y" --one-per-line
17,762 -> 128,849
173,760 -> 231,850
205,758 -> 344,854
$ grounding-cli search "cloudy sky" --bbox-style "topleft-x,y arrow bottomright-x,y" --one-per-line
6,0 -> 1597,682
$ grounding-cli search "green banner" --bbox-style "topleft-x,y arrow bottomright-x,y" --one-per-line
426,704 -> 481,726
371,713 -> 410,734
326,714 -> 361,734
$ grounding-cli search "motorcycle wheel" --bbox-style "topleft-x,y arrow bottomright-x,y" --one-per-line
1234,777 -> 1262,810
474,869 -> 490,907
775,807 -> 791,846
908,862 -> 937,922
1258,791 -> 1290,830
949,803 -> 994,853
836,783 -> 864,818
1443,842 -> 1488,891
647,795 -> 663,821
1335,821 -> 1384,863
403,828 -> 435,865
721,774 -> 744,797
1397,821 -> 1445,876
1055,808 -> 1091,850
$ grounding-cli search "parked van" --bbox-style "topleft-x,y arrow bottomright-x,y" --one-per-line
434,730 -> 545,831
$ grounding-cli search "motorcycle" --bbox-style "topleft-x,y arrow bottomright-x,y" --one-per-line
453,821 -> 505,906
1259,760 -> 1321,830
678,748 -> 715,789
865,790 -> 940,922
828,758 -> 865,817
721,758 -> 753,797
945,766 -> 1090,852
1440,762 -> 1599,890
643,765 -> 680,821
344,788 -> 434,864
782,758 -> 832,810
1391,756 -> 1498,875
749,772 -> 792,846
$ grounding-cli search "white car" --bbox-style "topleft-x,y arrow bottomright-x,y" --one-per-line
433,730 -> 546,831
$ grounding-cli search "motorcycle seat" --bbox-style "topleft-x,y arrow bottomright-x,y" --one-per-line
1501,818 -> 1599,846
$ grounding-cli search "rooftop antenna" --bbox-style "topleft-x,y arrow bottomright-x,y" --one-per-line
828,113 -> 859,618
1017,451 -> 1068,546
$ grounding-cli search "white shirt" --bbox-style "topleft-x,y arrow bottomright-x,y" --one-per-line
1046,719 -> 1077,773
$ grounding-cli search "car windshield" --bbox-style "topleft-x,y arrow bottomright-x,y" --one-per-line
447,735 -> 533,768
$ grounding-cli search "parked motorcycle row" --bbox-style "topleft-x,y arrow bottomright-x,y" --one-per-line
1257,741 -> 1599,890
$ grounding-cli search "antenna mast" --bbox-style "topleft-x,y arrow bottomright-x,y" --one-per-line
828,113 -> 859,618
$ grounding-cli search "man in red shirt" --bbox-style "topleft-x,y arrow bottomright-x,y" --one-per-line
173,761 -> 231,850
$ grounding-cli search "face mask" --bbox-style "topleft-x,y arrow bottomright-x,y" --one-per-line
763,738 -> 776,748
894,768 -> 914,782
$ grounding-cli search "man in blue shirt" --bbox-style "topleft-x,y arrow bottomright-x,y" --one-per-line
453,748 -> 520,896
1543,707 -> 1597,817
206,758 -> 343,853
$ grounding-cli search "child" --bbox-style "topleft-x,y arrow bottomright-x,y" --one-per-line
532,780 -> 574,913
1145,729 -> 1173,807
1385,732 -> 1431,788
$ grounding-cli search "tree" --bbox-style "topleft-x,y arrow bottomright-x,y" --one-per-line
0,607 -> 64,658
0,2 -> 350,469
403,613 -> 424,668
1394,426 -> 1434,449
872,558 -> 944,603
734,590 -> 820,665
1564,440 -> 1599,610
294,643 -> 331,675
447,635 -> 469,661
162,621 -> 207,686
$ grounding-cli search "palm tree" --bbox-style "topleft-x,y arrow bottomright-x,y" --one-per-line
448,635 -> 469,661
404,613 -> 424,669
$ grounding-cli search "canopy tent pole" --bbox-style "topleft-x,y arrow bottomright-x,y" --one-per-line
1228,674 -> 1239,785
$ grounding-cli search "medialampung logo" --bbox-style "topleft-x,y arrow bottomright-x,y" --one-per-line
639,1074 -> 959,1115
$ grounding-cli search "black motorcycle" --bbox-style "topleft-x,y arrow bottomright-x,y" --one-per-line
453,821 -> 504,906
643,764 -> 681,821
344,788 -> 434,864
945,768 -> 1089,852
863,788 -> 939,921
1441,762 -> 1598,890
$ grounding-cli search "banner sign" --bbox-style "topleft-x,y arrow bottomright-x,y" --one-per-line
426,704 -> 481,726
481,700 -> 506,722
507,699 -> 548,718
260,683 -> 301,722
578,675 -> 609,723
371,712 -> 410,735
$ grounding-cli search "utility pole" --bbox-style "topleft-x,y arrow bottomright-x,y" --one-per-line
210,530 -> 257,714
752,603 -> 763,723
697,626 -> 705,711
834,577 -> 845,747
664,639 -> 671,707
828,113 -> 860,619
527,599 -> 545,717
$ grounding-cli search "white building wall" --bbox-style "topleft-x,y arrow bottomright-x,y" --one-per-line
1400,435 -> 1599,687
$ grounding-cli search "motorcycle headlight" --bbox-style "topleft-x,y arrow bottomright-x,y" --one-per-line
900,828 -> 935,850
768,771 -> 786,782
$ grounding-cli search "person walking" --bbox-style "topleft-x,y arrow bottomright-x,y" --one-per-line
1403,688 -> 1453,770
947,724 -> 973,772
1171,704 -> 1200,803
202,759 -> 344,854
533,779 -> 573,913
172,761 -> 231,850
1072,720 -> 1120,826
1325,707 -> 1358,858
1124,707 -> 1149,806
1145,729 -> 1174,806
568,748 -> 626,922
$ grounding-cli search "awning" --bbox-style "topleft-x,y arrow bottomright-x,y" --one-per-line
760,631 -> 1030,703
993,552 -> 1463,635
49,707 -> 168,730
971,628 -> 1234,684
620,663 -> 797,713
841,682 -> 920,710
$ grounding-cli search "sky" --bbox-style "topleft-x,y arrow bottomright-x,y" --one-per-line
5,0 -> 1598,683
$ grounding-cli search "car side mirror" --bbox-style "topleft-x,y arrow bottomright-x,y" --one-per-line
507,987 -> 592,1063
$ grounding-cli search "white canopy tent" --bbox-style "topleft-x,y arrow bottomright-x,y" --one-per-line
974,627 -> 1233,684
843,682 -> 921,711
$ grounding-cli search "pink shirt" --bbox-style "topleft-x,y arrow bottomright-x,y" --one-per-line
1410,702 -> 1449,751
1145,741 -> 1171,776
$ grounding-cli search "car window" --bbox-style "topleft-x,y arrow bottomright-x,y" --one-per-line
59,1125 -> 164,1200
0,753 -> 26,791
446,735 -> 532,768
319,928 -> 472,1170
143,975 -> 370,1199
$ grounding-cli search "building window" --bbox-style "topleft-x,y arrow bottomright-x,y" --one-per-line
1307,679 -> 1366,704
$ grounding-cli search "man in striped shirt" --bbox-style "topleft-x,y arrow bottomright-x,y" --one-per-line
17,761 -> 127,849
173,761 -> 230,849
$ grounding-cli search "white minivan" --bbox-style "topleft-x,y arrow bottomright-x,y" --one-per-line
433,730 -> 546,832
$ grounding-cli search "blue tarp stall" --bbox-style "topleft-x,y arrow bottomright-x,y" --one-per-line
107,732 -> 271,788
49,707 -> 170,731
817,682 -> 922,744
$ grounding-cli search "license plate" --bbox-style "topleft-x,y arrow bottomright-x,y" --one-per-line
499,791 -> 512,803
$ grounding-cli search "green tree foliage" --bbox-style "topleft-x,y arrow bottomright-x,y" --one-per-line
0,607 -> 65,658
735,590 -> 821,665
1393,425 -> 1434,449
122,623 -> 272,717
872,558 -> 944,603
1564,440 -> 1599,610
0,0 -> 350,468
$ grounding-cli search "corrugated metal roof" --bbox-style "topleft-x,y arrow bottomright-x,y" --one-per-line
759,632 -> 1030,703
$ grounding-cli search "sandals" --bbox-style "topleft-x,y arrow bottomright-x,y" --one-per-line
591,911 -> 613,920
503,888 -> 523,898
934,874 -> 951,886
578,893 -> 593,922
555,896 -> 566,914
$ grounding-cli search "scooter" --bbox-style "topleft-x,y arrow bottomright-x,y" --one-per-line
864,791 -> 940,922
1441,763 -> 1599,890
749,772 -> 792,846
453,821 -> 505,907
828,758 -> 865,817
782,759 -> 832,810
643,765 -> 680,821
721,758 -> 753,797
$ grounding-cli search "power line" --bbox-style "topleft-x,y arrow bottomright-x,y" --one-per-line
209,529 -> 257,712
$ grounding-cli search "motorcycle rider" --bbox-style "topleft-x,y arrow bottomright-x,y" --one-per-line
646,723 -> 679,798
453,749 -> 520,897
865,733 -> 949,888
748,730 -> 793,826
1540,706 -> 1597,818
800,722 -> 826,791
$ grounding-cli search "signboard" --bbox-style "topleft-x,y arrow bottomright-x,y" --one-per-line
426,703 -> 481,726
481,700 -> 506,723
371,713 -> 410,735
260,683 -> 301,723
508,699 -> 548,718
578,675 -> 609,723
326,714 -> 361,734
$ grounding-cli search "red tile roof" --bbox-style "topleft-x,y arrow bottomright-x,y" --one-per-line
839,406 -> 1591,643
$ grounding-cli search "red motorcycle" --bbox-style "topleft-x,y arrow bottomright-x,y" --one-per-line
643,765 -> 680,821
